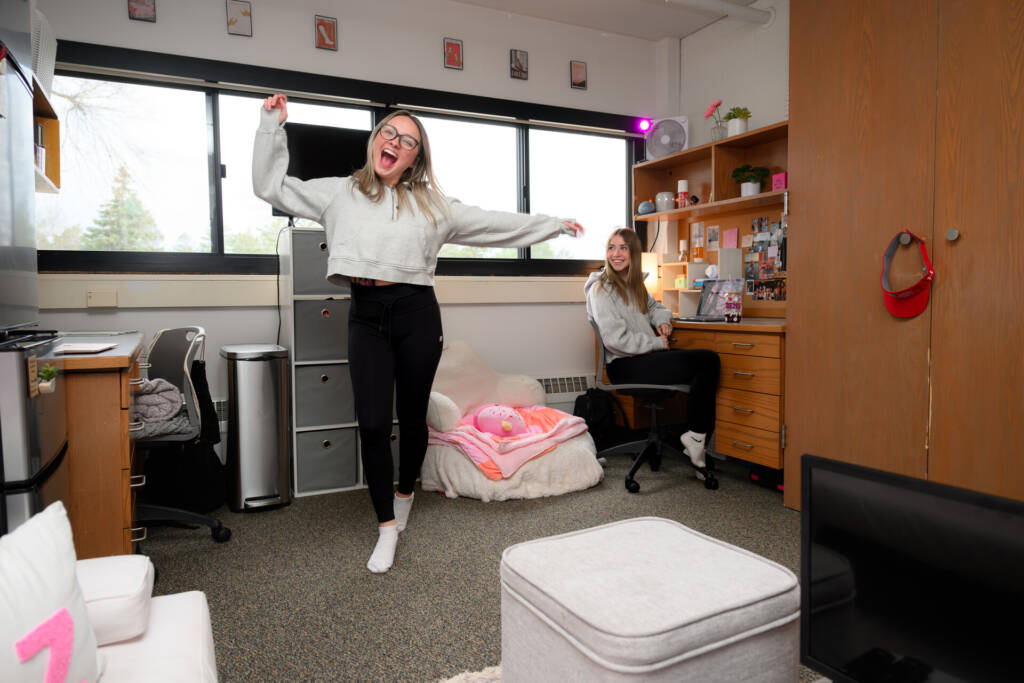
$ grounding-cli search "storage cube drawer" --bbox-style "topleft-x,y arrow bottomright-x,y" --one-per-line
715,387 -> 780,433
294,299 -> 350,361
719,354 -> 781,394
292,232 -> 351,296
714,421 -> 782,469
296,428 -> 359,492
714,332 -> 781,359
294,364 -> 355,427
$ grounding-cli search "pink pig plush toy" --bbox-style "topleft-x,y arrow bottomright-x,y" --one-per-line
473,403 -> 528,437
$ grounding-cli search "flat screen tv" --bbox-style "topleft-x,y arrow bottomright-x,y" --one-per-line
801,455 -> 1024,683
271,122 -> 370,218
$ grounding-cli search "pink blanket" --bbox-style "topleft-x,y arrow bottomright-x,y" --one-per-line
427,405 -> 588,480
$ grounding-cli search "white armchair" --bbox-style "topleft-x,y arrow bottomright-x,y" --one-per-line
420,341 -> 603,501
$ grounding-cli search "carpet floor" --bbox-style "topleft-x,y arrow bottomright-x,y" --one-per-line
141,454 -> 827,682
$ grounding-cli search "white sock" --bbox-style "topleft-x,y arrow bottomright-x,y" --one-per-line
681,431 -> 707,468
367,525 -> 398,573
394,493 -> 414,532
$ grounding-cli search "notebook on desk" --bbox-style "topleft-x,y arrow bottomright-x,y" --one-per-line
674,278 -> 744,322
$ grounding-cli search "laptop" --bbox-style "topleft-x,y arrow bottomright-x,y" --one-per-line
674,278 -> 744,322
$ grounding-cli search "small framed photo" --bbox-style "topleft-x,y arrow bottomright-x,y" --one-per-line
226,0 -> 252,37
510,49 -> 528,80
443,37 -> 463,70
127,0 -> 156,22
570,60 -> 587,90
314,15 -> 338,51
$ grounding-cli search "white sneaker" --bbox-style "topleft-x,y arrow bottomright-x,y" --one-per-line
680,431 -> 707,469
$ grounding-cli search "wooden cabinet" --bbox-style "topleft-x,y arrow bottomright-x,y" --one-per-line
672,320 -> 785,469
32,76 -> 59,193
633,121 -> 788,319
62,334 -> 144,559
785,0 -> 1024,508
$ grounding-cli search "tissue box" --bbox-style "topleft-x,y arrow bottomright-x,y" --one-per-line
771,172 -> 788,191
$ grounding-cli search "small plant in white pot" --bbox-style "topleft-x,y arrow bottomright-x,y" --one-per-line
722,106 -> 751,136
732,164 -> 770,197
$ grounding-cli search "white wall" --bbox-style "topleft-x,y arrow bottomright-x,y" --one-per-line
36,0 -> 657,117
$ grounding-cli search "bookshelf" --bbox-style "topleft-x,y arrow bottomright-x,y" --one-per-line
33,76 -> 60,193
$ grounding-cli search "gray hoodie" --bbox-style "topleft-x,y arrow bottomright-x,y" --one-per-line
584,270 -> 673,363
253,108 -> 573,286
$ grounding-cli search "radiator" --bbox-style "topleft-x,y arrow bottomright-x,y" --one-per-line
537,375 -> 593,413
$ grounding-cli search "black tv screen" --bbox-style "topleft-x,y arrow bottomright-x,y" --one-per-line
272,122 -> 370,217
801,455 -> 1024,682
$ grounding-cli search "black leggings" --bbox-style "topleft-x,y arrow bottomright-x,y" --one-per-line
606,349 -> 720,434
348,283 -> 444,523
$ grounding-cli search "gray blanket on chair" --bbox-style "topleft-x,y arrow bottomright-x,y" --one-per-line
132,378 -> 184,422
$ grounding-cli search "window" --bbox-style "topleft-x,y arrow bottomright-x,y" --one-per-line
419,115 -> 518,259
218,94 -> 372,254
36,75 -> 211,252
528,129 -> 628,260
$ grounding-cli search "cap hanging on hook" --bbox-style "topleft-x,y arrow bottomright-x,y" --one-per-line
881,230 -> 935,318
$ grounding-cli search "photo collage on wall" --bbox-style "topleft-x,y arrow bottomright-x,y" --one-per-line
742,214 -> 787,301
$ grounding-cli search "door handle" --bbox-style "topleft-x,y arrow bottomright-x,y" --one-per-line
733,371 -> 755,377
732,440 -> 755,450
731,406 -> 754,414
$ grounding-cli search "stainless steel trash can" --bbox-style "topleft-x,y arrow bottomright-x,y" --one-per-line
220,344 -> 292,511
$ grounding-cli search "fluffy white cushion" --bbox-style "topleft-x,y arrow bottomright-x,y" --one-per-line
76,555 -> 155,646
431,340 -> 544,415
0,501 -> 102,683
426,391 -> 461,432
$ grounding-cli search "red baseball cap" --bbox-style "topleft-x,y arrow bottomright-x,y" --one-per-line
881,231 -> 935,318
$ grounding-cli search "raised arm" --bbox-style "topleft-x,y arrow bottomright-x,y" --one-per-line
252,94 -> 339,224
444,199 -> 582,247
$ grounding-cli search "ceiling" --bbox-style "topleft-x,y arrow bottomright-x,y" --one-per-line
449,0 -> 765,41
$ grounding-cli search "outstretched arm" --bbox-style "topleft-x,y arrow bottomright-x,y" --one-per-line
444,199 -> 583,247
252,93 -> 339,224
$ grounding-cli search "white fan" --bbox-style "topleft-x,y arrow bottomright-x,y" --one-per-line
645,116 -> 689,159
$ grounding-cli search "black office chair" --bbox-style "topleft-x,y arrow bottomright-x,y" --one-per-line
133,327 -> 231,543
589,320 -> 718,492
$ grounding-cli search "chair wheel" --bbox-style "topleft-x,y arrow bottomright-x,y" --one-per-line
212,525 -> 232,543
704,475 -> 719,490
625,478 -> 640,493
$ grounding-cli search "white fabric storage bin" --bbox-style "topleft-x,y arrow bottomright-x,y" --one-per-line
500,517 -> 799,682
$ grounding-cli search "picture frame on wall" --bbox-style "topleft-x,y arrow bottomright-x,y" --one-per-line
314,15 -> 338,50
127,0 -> 156,22
226,0 -> 253,37
570,60 -> 587,90
443,37 -> 463,70
510,49 -> 528,80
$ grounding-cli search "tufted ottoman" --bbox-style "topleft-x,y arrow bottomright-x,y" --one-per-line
500,517 -> 799,682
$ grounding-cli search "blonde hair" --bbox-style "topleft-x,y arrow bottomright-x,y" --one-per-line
600,228 -> 649,314
351,110 -> 449,227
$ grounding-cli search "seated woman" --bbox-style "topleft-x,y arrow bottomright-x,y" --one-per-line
584,228 -> 720,475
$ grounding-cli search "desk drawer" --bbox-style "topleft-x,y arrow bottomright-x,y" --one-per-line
716,387 -> 780,433
715,421 -> 782,469
670,330 -> 716,351
714,332 -> 781,359
719,355 -> 781,395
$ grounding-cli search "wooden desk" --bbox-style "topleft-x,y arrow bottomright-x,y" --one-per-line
61,332 -> 144,559
672,318 -> 786,469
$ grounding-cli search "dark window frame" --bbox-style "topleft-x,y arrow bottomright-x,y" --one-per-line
38,41 -> 646,277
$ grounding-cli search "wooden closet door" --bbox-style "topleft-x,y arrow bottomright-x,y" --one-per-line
784,0 -> 939,509
929,0 -> 1024,501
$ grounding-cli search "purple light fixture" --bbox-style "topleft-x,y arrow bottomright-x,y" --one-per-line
638,119 -> 652,132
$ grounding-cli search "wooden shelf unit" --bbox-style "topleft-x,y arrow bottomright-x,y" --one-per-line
633,121 -> 788,318
32,76 -> 60,193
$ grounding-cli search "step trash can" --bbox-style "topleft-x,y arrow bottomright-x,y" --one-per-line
220,344 -> 292,512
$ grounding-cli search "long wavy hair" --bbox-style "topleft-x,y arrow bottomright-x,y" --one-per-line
351,109 -> 448,227
599,228 -> 649,314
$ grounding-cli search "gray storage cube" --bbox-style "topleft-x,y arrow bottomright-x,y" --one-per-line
292,232 -> 351,296
294,299 -> 350,361
295,427 -> 359,491
294,363 -> 355,428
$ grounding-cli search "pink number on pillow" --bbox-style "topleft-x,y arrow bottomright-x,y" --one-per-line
14,607 -> 87,683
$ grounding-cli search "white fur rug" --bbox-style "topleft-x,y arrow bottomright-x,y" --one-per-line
438,665 -> 502,682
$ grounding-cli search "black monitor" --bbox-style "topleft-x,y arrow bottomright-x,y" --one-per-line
271,122 -> 370,217
801,455 -> 1024,682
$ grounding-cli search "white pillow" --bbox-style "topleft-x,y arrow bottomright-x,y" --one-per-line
76,555 -> 154,646
0,501 -> 102,683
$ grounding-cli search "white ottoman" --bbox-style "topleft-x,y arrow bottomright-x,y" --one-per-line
500,517 -> 800,682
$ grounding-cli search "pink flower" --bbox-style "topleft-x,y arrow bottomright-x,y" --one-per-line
704,99 -> 723,119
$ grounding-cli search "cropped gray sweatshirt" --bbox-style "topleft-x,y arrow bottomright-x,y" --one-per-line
252,108 -> 574,286
584,270 -> 673,363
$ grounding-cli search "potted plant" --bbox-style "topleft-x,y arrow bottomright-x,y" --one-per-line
38,363 -> 58,393
731,164 -> 770,196
722,106 -> 751,136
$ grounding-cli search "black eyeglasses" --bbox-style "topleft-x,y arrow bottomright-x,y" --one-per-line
378,124 -> 420,151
